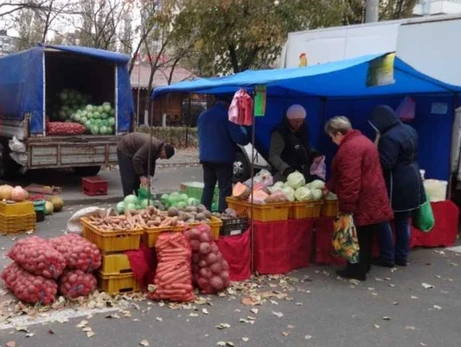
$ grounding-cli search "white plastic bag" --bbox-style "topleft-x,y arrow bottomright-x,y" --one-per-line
310,155 -> 326,181
9,136 -> 26,153
66,207 -> 110,235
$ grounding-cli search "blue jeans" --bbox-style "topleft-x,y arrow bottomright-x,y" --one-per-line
378,211 -> 411,263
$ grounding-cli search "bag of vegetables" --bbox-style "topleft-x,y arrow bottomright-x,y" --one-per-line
8,236 -> 67,279
50,234 -> 102,272
185,224 -> 230,294
1,262 -> 58,305
59,269 -> 97,299
148,233 -> 195,302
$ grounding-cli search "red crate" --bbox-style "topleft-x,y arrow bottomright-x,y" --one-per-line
82,176 -> 108,196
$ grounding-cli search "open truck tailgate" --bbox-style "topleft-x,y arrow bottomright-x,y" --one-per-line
26,135 -> 121,168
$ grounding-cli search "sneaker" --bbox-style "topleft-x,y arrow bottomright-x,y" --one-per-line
336,269 -> 366,281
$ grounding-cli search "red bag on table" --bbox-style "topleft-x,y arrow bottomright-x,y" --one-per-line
185,224 -> 231,294
148,233 -> 195,302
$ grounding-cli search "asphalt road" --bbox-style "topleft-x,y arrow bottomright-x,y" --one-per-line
1,208 -> 461,347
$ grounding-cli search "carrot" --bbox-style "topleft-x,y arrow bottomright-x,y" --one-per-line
155,289 -> 187,295
170,283 -> 193,291
159,267 -> 187,282
162,270 -> 189,285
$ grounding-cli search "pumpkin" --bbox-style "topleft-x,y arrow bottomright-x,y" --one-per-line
0,185 -> 13,200
10,186 -> 28,202
49,196 -> 64,212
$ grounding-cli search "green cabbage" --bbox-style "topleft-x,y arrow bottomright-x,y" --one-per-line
295,187 -> 312,201
311,188 -> 323,201
326,192 -> 338,200
116,202 -> 125,214
125,202 -> 136,211
286,171 -> 306,189
309,179 -> 326,190
273,181 -> 284,189
282,186 -> 295,202
187,197 -> 199,206
124,194 -> 138,205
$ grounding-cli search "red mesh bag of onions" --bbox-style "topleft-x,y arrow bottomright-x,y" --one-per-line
1,262 -> 58,305
59,269 -> 97,299
51,234 -> 102,272
7,236 -> 66,279
185,224 -> 230,294
148,233 -> 195,302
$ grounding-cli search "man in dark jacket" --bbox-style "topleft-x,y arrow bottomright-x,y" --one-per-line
117,133 -> 175,197
269,104 -> 321,182
369,105 -> 426,267
198,97 -> 249,211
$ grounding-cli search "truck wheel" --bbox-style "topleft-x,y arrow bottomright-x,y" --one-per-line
233,152 -> 250,183
0,143 -> 20,180
74,166 -> 101,177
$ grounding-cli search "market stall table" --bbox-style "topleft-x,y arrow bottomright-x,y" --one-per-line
251,219 -> 314,274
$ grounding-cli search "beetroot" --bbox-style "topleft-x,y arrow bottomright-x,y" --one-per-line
8,236 -> 66,279
1,262 -> 57,305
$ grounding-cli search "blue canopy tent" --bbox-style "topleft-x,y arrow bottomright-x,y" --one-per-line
152,53 -> 461,182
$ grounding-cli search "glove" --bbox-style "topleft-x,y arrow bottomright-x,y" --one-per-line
283,168 -> 295,177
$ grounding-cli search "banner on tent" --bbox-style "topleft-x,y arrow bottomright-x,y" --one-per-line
254,85 -> 267,117
367,53 -> 396,87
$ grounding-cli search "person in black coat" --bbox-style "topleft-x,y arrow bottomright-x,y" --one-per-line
369,105 -> 426,267
269,104 -> 321,183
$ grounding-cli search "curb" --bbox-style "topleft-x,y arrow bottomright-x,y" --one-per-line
64,195 -> 124,207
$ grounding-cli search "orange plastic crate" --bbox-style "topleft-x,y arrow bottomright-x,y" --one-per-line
322,200 -> 339,217
142,225 -> 185,248
97,272 -> 141,295
225,197 -> 290,222
80,218 -> 143,252
0,212 -> 36,234
0,201 -> 35,215
100,253 -> 133,275
187,216 -> 223,240
289,201 -> 324,220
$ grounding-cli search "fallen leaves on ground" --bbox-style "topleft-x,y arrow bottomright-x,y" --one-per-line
140,340 -> 149,346
422,283 -> 434,289
272,311 -> 284,318
215,323 -> 231,330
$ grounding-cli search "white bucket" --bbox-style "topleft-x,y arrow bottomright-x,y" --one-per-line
424,179 -> 448,202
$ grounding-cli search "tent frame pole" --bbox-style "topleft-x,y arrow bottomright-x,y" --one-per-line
250,109 -> 256,275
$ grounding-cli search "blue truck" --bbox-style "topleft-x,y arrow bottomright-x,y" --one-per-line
0,44 -> 135,178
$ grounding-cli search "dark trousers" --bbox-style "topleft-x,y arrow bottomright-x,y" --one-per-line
117,149 -> 140,197
378,211 -> 411,263
201,162 -> 233,212
347,224 -> 375,277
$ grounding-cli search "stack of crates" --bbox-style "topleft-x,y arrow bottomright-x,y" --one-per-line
0,201 -> 36,234
80,218 -> 143,295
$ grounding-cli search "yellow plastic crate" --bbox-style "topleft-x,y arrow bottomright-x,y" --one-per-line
188,216 -> 223,240
100,253 -> 133,275
80,218 -> 143,252
142,225 -> 184,248
226,197 -> 290,222
97,272 -> 141,295
322,200 -> 339,217
289,201 -> 324,220
0,201 -> 35,216
0,213 -> 36,234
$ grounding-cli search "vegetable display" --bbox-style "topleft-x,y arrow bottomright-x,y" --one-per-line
8,236 -> 66,279
59,269 -> 97,299
52,88 -> 116,135
148,233 -> 195,302
185,224 -> 230,294
1,262 -> 58,305
50,234 -> 102,272
160,192 -> 200,209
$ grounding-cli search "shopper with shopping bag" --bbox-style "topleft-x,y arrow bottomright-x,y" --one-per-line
324,116 -> 393,281
369,105 -> 428,268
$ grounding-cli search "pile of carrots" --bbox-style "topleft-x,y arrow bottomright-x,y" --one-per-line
148,233 -> 195,302
86,207 -> 182,232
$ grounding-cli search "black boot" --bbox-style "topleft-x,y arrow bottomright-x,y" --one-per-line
336,269 -> 366,281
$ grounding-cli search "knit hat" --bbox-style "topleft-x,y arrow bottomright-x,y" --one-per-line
164,144 -> 175,159
286,104 -> 306,120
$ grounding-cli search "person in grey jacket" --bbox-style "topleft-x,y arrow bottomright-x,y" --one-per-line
117,133 -> 175,196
